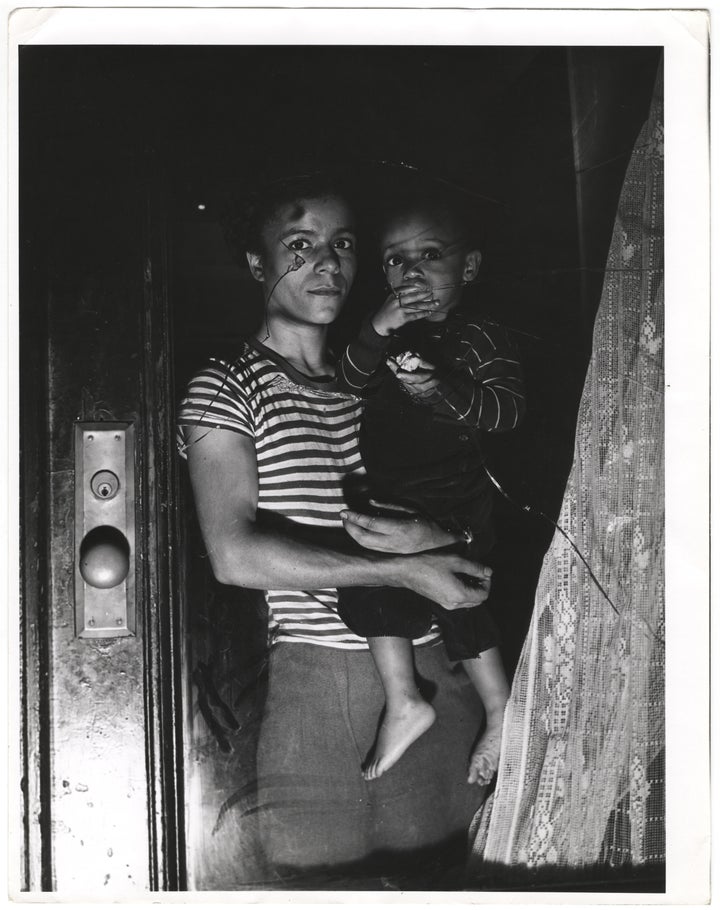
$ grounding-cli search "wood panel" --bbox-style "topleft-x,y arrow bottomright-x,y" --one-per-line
20,56 -> 184,886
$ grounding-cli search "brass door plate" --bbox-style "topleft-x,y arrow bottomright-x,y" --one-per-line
74,422 -> 136,638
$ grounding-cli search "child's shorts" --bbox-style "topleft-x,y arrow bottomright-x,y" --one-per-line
336,584 -> 499,662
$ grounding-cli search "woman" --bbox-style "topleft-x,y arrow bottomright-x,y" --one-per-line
177,173 -> 492,885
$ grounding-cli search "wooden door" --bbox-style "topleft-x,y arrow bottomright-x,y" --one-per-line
19,49 -> 184,891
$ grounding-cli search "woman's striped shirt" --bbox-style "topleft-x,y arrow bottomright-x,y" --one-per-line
177,340 -> 440,650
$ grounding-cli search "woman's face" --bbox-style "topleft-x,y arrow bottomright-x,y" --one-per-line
380,208 -> 481,321
248,195 -> 357,329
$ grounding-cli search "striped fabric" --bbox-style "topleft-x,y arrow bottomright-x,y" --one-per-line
177,341 -> 440,650
434,319 -> 526,431
338,312 -> 526,432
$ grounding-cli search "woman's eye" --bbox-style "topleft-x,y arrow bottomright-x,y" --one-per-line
334,238 -> 355,251
384,255 -> 403,269
287,239 -> 310,252
421,248 -> 442,261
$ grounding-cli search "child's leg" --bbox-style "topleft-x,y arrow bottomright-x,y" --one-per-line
462,647 -> 510,786
364,636 -> 436,781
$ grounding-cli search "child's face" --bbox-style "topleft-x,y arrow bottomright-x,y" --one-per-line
380,208 -> 481,322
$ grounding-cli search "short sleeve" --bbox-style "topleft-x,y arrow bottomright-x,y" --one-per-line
176,359 -> 254,459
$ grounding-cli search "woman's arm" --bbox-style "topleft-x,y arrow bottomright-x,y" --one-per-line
184,425 -> 491,610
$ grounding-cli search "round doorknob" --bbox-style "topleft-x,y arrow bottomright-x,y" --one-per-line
79,525 -> 130,589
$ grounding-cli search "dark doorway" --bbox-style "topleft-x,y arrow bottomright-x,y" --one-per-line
163,45 -> 659,888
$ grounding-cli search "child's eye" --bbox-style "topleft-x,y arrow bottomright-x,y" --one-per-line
384,254 -> 404,268
333,238 -> 355,251
287,239 -> 311,252
421,248 -> 442,261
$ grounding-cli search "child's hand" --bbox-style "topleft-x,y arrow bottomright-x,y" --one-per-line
386,356 -> 441,400
371,285 -> 439,337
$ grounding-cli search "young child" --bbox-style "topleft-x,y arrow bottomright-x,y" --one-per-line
336,180 -> 526,784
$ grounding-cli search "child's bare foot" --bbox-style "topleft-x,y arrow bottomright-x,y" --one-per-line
363,700 -> 436,781
467,719 -> 503,786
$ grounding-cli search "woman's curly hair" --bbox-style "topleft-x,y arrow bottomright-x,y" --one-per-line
221,169 -> 358,264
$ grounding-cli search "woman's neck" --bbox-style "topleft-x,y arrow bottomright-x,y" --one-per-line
253,320 -> 333,378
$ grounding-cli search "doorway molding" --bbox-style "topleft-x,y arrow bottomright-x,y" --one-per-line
18,176 -> 187,892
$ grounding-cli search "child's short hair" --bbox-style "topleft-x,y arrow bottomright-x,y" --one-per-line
378,171 -> 486,252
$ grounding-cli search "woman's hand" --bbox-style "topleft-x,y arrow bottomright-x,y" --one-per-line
340,503 -> 492,609
400,551 -> 492,611
340,503 -> 460,554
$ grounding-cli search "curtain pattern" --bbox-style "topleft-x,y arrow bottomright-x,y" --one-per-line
469,68 -> 664,872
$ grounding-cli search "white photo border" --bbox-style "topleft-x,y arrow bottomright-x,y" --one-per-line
4,6 -> 711,906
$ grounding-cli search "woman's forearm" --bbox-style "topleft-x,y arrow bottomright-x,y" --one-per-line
185,428 -> 490,610
209,517 -> 404,590
207,517 -> 491,612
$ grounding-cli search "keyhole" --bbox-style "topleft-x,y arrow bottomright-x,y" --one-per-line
90,470 -> 120,501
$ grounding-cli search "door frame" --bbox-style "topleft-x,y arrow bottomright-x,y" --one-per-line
18,179 -> 187,892
138,183 -> 187,890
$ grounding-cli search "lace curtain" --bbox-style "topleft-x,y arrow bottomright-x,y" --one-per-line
469,68 -> 664,878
